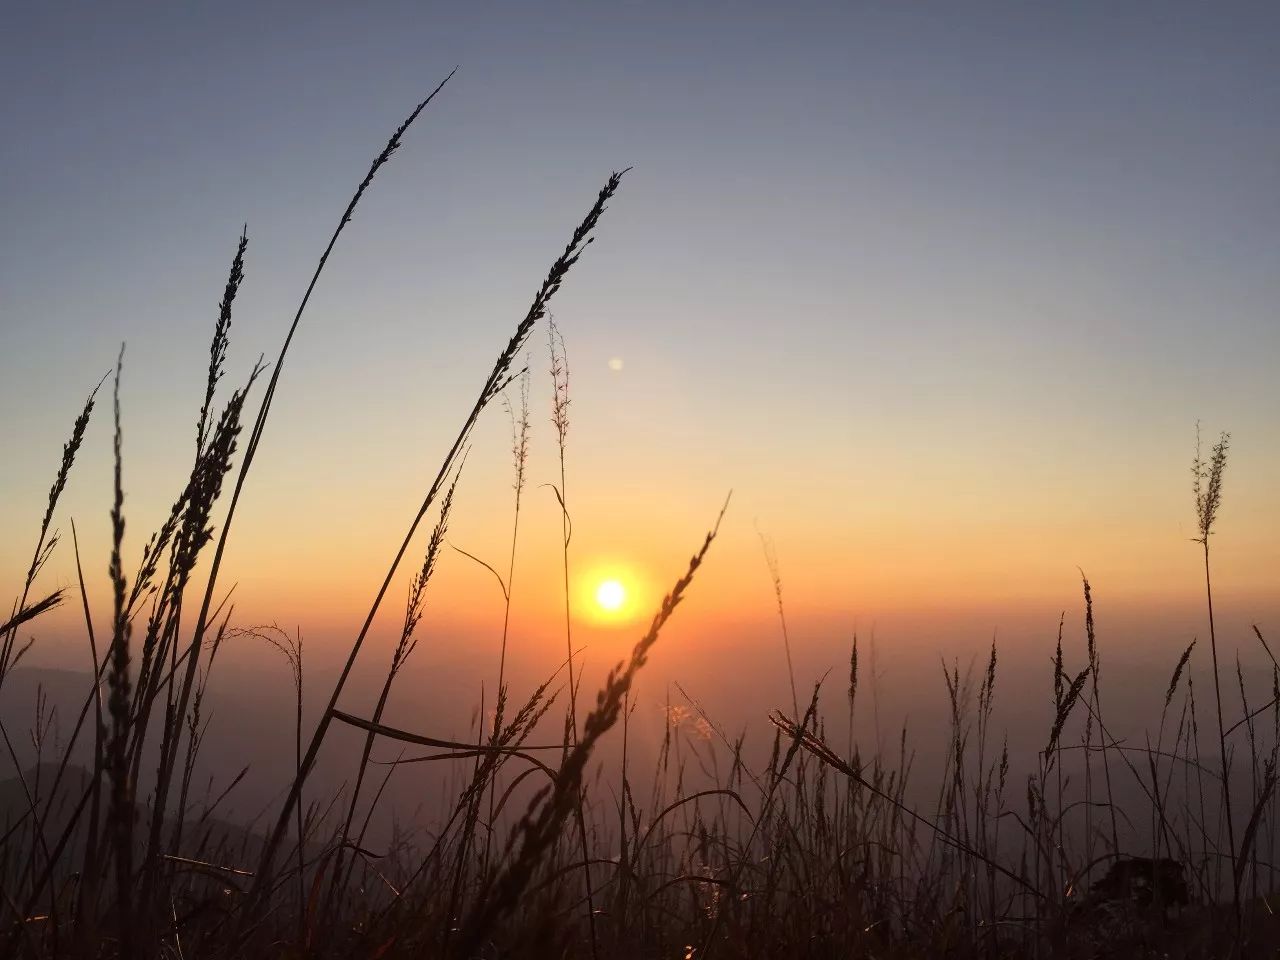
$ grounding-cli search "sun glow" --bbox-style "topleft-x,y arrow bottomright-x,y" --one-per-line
577,562 -> 650,627
595,579 -> 626,612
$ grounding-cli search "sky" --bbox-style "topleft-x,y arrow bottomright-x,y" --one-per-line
2,3 -> 1279,721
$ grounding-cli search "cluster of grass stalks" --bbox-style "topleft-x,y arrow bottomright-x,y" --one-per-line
3,81 -> 1278,959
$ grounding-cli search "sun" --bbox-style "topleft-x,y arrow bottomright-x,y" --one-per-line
580,563 -> 649,626
595,578 -> 627,612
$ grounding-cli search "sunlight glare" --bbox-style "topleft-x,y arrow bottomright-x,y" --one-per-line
595,578 -> 626,612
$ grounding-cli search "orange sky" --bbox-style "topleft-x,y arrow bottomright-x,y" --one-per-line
8,361 -> 1278,693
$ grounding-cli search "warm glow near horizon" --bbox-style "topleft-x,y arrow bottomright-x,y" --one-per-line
573,559 -> 654,628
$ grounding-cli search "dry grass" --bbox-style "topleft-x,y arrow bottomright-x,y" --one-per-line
3,84 -> 1279,960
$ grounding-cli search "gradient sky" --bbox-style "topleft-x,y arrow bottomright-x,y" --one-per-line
3,3 -> 1278,699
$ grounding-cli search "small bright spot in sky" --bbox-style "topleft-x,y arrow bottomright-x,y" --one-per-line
595,579 -> 626,611
608,357 -> 624,372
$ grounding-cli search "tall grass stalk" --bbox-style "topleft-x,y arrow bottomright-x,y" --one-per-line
1194,426 -> 1234,899
758,529 -> 800,722
105,348 -> 134,957
546,315 -> 601,957
0,378 -> 102,689
476,367 -> 533,875
331,470 -> 459,909
1081,574 -> 1120,856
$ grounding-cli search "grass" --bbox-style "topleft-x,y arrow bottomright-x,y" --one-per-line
2,81 -> 1279,959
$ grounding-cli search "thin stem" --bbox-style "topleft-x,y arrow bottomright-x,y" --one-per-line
1205,538 -> 1237,896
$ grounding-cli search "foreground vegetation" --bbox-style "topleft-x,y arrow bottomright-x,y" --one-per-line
3,77 -> 1278,958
